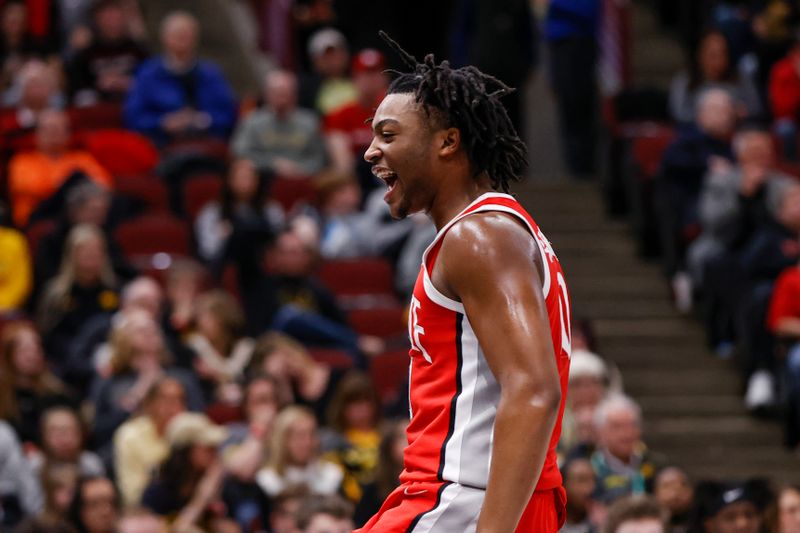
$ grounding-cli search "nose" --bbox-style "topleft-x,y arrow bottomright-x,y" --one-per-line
364,137 -> 381,164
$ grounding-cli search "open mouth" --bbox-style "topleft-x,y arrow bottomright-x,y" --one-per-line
373,167 -> 398,192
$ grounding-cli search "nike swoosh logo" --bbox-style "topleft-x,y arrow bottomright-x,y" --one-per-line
404,487 -> 428,496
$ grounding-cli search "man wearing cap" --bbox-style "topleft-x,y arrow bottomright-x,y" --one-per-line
300,27 -> 357,114
324,48 -> 389,194
701,482 -> 764,533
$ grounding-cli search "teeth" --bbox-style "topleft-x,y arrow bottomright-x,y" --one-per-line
372,168 -> 397,180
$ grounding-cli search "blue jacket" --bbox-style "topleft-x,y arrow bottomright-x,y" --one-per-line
124,57 -> 237,145
545,0 -> 601,41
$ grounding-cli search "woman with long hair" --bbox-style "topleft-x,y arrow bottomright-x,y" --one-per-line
194,157 -> 283,267
256,405 -> 343,498
669,29 -> 762,123
325,371 -> 383,503
141,412 -> 236,531
91,309 -> 204,449
186,290 -> 255,405
37,224 -> 119,369
0,322 -> 73,444
248,332 -> 347,422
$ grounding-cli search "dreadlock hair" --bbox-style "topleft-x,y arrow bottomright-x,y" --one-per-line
380,31 -> 528,193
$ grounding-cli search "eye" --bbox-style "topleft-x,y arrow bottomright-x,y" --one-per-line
381,132 -> 395,141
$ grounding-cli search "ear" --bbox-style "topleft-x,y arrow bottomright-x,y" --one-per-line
438,127 -> 461,157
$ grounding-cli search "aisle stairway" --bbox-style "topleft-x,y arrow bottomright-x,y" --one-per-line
514,181 -> 800,483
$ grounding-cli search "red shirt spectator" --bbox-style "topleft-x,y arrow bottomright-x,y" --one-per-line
769,49 -> 800,121
767,265 -> 800,332
323,49 -> 388,179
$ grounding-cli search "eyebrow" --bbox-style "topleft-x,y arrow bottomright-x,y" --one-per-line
371,118 -> 399,132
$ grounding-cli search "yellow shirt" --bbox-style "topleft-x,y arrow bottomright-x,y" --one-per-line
0,227 -> 31,311
113,416 -> 169,508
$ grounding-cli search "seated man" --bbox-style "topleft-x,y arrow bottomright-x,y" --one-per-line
123,11 -> 236,146
590,394 -> 662,504
232,69 -> 327,178
7,109 -> 112,227
688,127 -> 795,287
657,88 -> 736,311
68,0 -> 149,105
299,28 -> 357,115
0,59 -> 62,137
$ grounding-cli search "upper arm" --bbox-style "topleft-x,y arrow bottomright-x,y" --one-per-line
436,214 -> 559,395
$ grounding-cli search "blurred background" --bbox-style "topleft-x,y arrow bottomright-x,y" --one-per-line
0,0 -> 800,532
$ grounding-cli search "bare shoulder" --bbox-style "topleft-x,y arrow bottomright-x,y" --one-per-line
436,212 -> 543,299
440,211 -> 540,265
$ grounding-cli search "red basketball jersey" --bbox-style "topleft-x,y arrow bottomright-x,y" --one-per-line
402,192 -> 572,492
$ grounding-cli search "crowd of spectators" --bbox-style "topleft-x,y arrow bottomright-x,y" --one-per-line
610,1 -> 800,457
0,0 -> 796,532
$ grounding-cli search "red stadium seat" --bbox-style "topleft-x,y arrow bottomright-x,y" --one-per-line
82,129 -> 159,175
114,213 -> 190,257
163,138 -> 230,162
628,124 -> 675,181
68,103 -> 123,130
183,174 -> 223,220
113,174 -> 169,213
776,161 -> 800,181
317,258 -> 398,308
308,348 -> 354,369
270,176 -> 316,212
370,349 -> 409,403
348,307 -> 407,339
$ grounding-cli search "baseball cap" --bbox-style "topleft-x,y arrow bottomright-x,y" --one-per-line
704,482 -> 762,519
165,412 -> 228,448
352,49 -> 386,74
308,28 -> 347,58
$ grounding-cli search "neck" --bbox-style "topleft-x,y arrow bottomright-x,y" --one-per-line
428,173 -> 494,230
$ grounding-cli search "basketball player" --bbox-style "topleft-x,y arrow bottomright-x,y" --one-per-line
355,34 -> 572,533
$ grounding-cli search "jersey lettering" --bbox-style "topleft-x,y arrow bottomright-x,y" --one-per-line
409,296 -> 432,363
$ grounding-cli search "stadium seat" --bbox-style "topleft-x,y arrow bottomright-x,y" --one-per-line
68,103 -> 123,130
82,129 -> 159,175
183,174 -> 223,220
369,349 -> 409,403
113,174 -> 169,213
270,176 -> 317,212
776,161 -> 800,181
317,258 -> 398,308
114,213 -> 190,257
308,348 -> 354,369
162,138 -> 230,162
628,124 -> 675,181
348,307 -> 407,339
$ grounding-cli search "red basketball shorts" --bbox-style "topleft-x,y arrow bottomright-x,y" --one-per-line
354,481 -> 566,532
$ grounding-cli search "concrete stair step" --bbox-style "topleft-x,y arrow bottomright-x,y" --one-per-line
624,369 -> 741,396
638,395 -> 745,417
574,299 -> 676,319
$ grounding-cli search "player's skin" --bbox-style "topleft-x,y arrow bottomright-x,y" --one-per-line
365,92 -> 563,533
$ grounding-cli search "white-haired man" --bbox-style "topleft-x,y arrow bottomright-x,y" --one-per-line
590,394 -> 663,504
